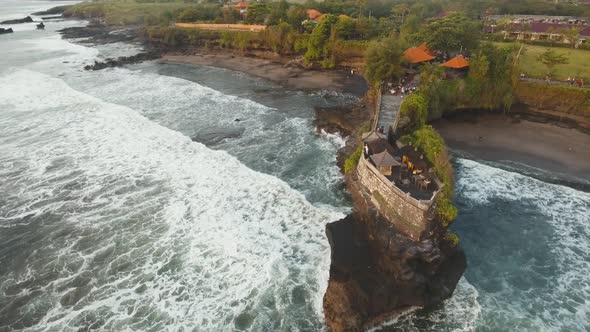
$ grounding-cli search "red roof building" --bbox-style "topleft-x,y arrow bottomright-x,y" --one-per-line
235,1 -> 249,9
403,47 -> 435,64
441,55 -> 469,69
306,9 -> 322,21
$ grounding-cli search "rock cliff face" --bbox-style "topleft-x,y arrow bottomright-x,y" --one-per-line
323,171 -> 466,331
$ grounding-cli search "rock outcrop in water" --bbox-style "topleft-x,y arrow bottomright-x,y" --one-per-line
0,16 -> 33,24
84,52 -> 161,70
323,170 -> 466,331
0,28 -> 14,35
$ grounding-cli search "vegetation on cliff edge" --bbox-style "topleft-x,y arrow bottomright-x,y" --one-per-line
344,146 -> 363,175
402,125 -> 458,226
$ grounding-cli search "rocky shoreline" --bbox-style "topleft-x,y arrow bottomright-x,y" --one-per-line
54,19 -> 589,331
58,21 -> 465,330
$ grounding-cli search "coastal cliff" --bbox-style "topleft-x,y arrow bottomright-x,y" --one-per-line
323,170 -> 466,331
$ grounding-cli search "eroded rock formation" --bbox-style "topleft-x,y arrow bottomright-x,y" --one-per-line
0,16 -> 33,24
323,171 -> 466,331
84,52 -> 161,70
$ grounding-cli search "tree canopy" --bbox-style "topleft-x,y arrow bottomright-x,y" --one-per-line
364,34 -> 407,85
537,49 -> 569,77
418,13 -> 480,53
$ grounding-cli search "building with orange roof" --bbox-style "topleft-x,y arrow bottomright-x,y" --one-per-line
417,43 -> 430,53
441,55 -> 469,68
235,1 -> 249,15
403,47 -> 435,64
306,9 -> 322,21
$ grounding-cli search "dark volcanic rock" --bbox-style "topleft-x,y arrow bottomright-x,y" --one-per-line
1,16 -> 33,24
0,28 -> 14,35
32,5 -> 70,16
59,23 -> 141,45
323,172 -> 466,331
191,127 -> 246,145
83,52 -> 161,71
41,15 -> 64,20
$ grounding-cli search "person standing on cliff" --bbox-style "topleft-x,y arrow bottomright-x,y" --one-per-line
364,143 -> 370,158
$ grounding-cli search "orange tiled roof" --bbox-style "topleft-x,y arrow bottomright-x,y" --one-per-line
417,43 -> 429,53
235,1 -> 249,9
441,55 -> 469,68
306,9 -> 322,20
403,47 -> 435,64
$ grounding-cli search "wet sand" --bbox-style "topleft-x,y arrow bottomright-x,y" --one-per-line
161,53 -> 368,97
432,112 -> 590,182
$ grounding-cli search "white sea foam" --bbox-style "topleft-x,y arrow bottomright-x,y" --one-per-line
0,69 -> 343,331
455,158 -> 590,331
370,278 -> 481,332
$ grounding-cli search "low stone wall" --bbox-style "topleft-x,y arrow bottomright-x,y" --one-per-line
357,156 -> 434,241
175,23 -> 266,31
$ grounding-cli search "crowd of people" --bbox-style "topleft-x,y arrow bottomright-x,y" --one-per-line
522,73 -> 586,88
566,77 -> 585,87
385,81 -> 418,96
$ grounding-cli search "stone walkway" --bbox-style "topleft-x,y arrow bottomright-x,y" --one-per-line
378,94 -> 403,135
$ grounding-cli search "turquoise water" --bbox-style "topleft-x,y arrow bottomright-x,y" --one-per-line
1,1 -> 589,331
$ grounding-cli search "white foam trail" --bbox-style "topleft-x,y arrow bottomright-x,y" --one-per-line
0,69 -> 343,331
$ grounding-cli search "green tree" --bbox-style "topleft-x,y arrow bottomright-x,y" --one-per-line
267,0 -> 289,26
466,51 -> 490,97
418,63 -> 452,119
419,13 -> 480,53
245,2 -> 270,24
537,49 -> 569,77
334,16 -> 356,40
399,93 -> 429,133
304,14 -> 338,65
364,34 -> 407,85
399,14 -> 420,44
391,4 -> 410,23
286,7 -> 307,31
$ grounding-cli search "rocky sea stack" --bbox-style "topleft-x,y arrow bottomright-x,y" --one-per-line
0,16 -> 33,24
323,169 -> 466,331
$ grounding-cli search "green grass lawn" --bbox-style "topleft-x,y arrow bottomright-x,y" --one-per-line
492,42 -> 590,81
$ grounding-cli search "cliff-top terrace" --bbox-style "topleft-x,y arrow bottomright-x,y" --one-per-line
362,133 -> 441,202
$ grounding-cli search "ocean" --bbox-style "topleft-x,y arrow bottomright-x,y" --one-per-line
1,1 -> 588,331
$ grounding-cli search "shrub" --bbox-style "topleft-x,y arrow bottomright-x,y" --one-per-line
304,14 -> 338,65
444,232 -> 459,247
399,93 -> 428,133
515,81 -> 590,117
402,125 -> 457,226
364,33 -> 407,86
344,146 -> 362,174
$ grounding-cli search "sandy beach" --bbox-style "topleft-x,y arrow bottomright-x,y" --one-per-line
161,53 -> 368,96
432,112 -> 590,182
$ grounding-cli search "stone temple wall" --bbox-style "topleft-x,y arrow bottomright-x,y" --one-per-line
356,156 -> 435,241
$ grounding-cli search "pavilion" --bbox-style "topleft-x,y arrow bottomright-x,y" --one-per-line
370,150 -> 400,176
441,55 -> 469,69
403,46 -> 435,65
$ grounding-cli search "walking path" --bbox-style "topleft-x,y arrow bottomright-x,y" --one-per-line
378,94 -> 403,135
520,77 -> 589,89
